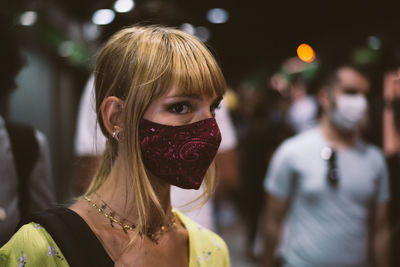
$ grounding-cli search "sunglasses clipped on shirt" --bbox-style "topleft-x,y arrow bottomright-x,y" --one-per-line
321,147 -> 339,188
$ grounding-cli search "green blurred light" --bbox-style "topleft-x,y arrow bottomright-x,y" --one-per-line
353,48 -> 379,65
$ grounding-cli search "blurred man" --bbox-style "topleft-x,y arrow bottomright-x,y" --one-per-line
262,65 -> 390,267
0,16 -> 55,246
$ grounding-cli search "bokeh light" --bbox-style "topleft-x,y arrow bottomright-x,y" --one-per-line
92,9 -> 115,25
195,26 -> 210,42
114,0 -> 135,13
20,11 -> 37,26
58,41 -> 75,57
296,43 -> 315,63
368,36 -> 381,50
206,8 -> 229,24
83,22 -> 101,41
180,23 -> 195,35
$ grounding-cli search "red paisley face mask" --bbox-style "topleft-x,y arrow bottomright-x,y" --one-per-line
138,118 -> 221,189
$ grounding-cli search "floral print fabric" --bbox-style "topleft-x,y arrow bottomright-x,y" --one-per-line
0,210 -> 229,267
174,210 -> 230,267
0,223 -> 68,267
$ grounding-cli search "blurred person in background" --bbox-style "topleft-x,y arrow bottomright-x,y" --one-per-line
382,65 -> 400,267
236,57 -> 319,260
0,16 -> 55,246
249,60 -> 319,260
286,77 -> 318,134
234,79 -> 271,260
271,57 -> 319,135
285,74 -> 318,135
234,76 -> 294,261
1,25 -> 230,266
262,64 -> 390,267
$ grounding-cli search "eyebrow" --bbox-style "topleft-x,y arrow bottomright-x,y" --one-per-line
165,94 -> 223,102
165,93 -> 202,99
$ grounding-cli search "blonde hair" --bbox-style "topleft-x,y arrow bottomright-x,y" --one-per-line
85,25 -> 226,233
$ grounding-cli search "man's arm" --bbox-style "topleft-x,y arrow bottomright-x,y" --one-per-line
374,202 -> 390,267
261,193 -> 289,267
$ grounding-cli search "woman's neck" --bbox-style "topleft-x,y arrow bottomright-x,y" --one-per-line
94,157 -> 173,229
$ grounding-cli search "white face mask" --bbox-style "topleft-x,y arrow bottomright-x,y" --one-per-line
288,96 -> 318,133
330,94 -> 367,132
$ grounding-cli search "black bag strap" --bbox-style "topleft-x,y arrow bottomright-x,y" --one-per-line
21,207 -> 113,267
4,121 -> 39,217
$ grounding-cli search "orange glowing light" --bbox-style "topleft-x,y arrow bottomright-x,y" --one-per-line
297,43 -> 315,63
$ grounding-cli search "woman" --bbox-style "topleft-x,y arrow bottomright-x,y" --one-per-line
0,25 -> 230,266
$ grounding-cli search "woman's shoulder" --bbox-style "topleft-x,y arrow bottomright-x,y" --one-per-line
174,210 -> 230,266
0,222 -> 68,267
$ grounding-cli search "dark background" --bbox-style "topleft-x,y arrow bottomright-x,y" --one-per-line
4,0 -> 400,85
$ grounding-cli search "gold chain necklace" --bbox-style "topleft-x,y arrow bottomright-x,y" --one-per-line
84,194 -> 177,244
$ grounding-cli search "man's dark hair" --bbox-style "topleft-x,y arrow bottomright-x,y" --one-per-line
0,15 -> 25,101
313,63 -> 369,93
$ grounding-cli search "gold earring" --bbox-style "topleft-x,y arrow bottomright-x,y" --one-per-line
112,127 -> 123,142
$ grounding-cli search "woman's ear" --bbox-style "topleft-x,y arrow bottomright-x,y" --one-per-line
101,96 -> 124,139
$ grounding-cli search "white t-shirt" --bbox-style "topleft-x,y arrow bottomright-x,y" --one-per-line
264,127 -> 389,267
74,76 -> 237,230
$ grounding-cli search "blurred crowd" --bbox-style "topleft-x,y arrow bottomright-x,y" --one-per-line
1,1 -> 400,267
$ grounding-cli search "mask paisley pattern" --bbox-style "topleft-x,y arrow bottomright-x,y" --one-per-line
139,118 -> 221,189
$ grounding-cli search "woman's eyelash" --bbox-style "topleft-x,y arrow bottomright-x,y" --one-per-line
166,99 -> 222,115
167,102 -> 192,114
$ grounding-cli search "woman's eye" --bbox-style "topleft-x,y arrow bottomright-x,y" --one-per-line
169,102 -> 191,114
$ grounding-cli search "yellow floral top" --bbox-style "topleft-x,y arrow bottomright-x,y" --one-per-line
0,210 -> 230,267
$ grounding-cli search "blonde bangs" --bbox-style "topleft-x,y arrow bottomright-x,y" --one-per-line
160,32 -> 226,98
